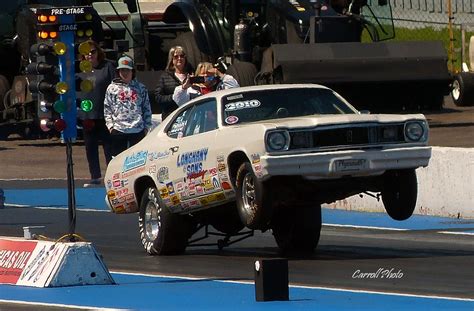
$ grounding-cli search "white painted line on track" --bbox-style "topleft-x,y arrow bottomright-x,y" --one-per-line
112,271 -> 474,302
438,231 -> 474,236
4,203 -> 109,212
0,299 -> 121,310
323,224 -> 408,231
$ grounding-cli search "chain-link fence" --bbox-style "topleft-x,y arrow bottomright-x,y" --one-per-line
380,0 -> 474,71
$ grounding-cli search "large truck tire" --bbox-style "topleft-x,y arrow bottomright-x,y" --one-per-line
226,60 -> 257,87
171,31 -> 210,71
452,72 -> 474,107
0,75 -> 10,110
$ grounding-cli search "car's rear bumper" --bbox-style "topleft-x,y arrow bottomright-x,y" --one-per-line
261,146 -> 431,180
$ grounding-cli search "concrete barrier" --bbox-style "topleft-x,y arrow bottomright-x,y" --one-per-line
325,147 -> 474,219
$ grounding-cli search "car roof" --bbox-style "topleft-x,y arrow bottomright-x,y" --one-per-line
183,83 -> 331,107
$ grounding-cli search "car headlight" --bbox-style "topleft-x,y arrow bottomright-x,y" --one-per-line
266,130 -> 290,151
405,121 -> 426,142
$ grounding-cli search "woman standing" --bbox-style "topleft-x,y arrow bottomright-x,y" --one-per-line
104,55 -> 152,156
77,40 -> 115,187
154,46 -> 193,120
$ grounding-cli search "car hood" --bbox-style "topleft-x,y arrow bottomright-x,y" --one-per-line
252,113 -> 426,129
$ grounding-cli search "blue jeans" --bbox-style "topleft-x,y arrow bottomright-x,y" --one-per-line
83,119 -> 113,179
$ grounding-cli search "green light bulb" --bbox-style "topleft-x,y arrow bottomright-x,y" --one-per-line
53,100 -> 67,113
81,99 -> 93,112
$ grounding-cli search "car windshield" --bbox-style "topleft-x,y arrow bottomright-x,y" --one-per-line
221,88 -> 357,125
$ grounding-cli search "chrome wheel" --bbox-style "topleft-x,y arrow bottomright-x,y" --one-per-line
241,173 -> 257,217
452,79 -> 460,100
145,200 -> 160,241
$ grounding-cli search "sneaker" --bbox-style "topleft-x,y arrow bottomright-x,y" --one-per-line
83,178 -> 102,188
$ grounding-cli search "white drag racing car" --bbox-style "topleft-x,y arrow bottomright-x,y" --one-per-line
104,84 -> 431,255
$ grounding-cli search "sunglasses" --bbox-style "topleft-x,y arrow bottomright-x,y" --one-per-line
173,54 -> 185,59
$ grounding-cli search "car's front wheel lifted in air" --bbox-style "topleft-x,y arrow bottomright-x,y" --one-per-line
235,162 -> 273,229
272,205 -> 322,255
381,169 -> 418,221
139,187 -> 190,255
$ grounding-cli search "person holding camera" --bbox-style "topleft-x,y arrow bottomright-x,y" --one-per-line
172,61 -> 239,106
154,46 -> 194,120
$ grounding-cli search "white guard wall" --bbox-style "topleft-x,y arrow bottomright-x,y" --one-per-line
325,147 -> 474,219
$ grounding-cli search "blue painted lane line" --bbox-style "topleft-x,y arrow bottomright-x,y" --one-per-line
3,189 -> 474,233
1,273 -> 473,310
321,208 -> 474,231
4,188 -> 108,211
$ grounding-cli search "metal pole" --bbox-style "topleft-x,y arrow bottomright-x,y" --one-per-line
66,139 -> 76,241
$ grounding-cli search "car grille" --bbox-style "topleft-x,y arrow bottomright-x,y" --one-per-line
289,123 -> 406,150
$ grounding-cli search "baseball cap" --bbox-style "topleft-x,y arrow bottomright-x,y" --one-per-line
117,55 -> 134,70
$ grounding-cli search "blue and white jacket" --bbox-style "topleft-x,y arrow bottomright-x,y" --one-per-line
104,78 -> 152,134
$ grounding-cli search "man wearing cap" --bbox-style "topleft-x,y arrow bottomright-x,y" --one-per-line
104,55 -> 152,156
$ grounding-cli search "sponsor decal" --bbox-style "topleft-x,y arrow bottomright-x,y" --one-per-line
114,205 -> 126,213
251,153 -> 261,164
107,180 -> 112,188
0,240 -> 36,284
157,167 -> 169,183
123,151 -> 148,172
171,194 -> 180,205
209,167 -> 218,176
199,192 -> 226,205
121,179 -> 129,187
212,176 -> 220,189
204,177 -> 214,191
159,187 -> 169,198
122,166 -> 146,178
222,181 -> 232,190
107,190 -> 116,199
125,194 -> 135,201
187,170 -> 207,180
218,162 -> 226,172
177,148 -> 209,177
18,243 -> 67,286
176,181 -> 184,192
149,165 -> 157,174
112,173 -> 120,180
224,99 -> 261,111
166,182 -> 175,195
148,150 -> 171,161
225,115 -> 239,125
113,180 -> 121,188
226,94 -> 243,101
217,155 -> 225,162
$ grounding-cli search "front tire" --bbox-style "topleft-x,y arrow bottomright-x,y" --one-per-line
235,162 -> 272,229
138,187 -> 189,255
381,169 -> 418,221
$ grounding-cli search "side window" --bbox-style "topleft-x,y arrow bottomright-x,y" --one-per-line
183,100 -> 217,137
167,108 -> 192,138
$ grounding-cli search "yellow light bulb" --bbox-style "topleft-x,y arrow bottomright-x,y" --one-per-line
55,81 -> 69,94
79,60 -> 93,73
53,42 -> 67,55
78,41 -> 91,55
80,79 -> 93,93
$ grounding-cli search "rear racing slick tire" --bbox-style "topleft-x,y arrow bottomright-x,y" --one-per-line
139,187 -> 190,255
381,169 -> 418,221
272,205 -> 322,255
451,72 -> 474,107
235,162 -> 273,230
